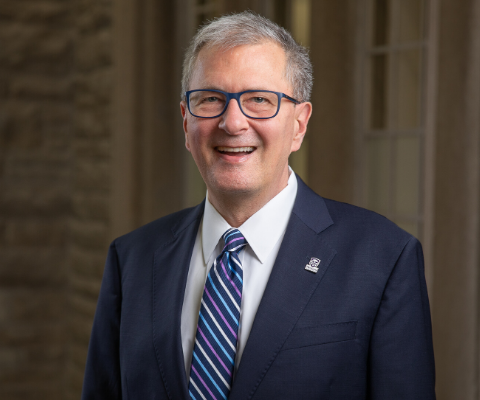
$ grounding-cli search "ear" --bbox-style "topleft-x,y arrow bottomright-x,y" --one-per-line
180,101 -> 191,152
291,101 -> 312,152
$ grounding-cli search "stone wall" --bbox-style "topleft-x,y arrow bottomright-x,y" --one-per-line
0,0 -> 113,398
0,0 -> 74,398
66,0 -> 112,397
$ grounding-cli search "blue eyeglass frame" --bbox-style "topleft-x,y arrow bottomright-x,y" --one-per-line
185,89 -> 301,119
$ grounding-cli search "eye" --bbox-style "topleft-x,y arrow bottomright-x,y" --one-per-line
203,96 -> 220,103
252,97 -> 267,104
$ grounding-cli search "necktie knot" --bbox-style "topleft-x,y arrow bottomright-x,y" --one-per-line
222,228 -> 247,254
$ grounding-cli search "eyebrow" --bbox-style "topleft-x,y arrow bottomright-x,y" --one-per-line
199,86 -> 223,91
195,87 -> 274,92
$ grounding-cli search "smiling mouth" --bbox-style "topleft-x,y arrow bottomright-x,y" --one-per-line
216,146 -> 255,155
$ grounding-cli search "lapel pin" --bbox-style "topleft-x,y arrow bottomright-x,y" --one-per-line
305,257 -> 321,273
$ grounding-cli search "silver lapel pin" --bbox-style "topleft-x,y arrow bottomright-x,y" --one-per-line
305,257 -> 321,273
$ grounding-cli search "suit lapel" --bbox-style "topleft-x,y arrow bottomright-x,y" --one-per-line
230,179 -> 336,400
152,203 -> 204,400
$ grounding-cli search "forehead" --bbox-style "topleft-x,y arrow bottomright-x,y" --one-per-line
190,42 -> 290,92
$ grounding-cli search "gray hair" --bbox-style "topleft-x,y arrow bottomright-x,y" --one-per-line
181,11 -> 313,102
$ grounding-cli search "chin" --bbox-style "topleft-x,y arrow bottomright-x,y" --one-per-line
208,173 -> 259,196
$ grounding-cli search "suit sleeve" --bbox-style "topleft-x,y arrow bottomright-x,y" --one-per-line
82,241 -> 122,399
368,237 -> 436,399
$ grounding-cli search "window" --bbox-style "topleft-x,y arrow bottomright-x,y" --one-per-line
357,0 -> 428,238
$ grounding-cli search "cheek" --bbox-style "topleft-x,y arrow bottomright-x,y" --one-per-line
187,125 -> 215,157
264,124 -> 295,156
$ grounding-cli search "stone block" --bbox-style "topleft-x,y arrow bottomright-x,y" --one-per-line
1,101 -> 72,151
65,354 -> 86,400
0,218 -> 5,244
0,248 -> 65,286
0,0 -> 72,26
77,0 -> 111,33
0,346 -> 25,370
0,22 -> 72,75
68,314 -> 95,345
70,219 -> 108,250
72,192 -> 109,220
74,158 -> 110,191
0,74 -> 7,98
0,182 -> 70,216
4,218 -> 67,246
75,68 -> 112,107
64,358 -> 87,400
0,322 -> 64,346
68,276 -> 101,303
0,386 -> 63,400
69,246 -> 106,279
3,152 -> 70,182
74,136 -> 110,158
1,102 -> 43,149
75,108 -> 110,137
68,289 -> 98,318
0,343 -> 64,384
44,128 -> 72,151
0,289 -> 65,323
42,103 -> 73,151
8,76 -> 72,101
75,29 -> 112,72
67,343 -> 90,370
0,23 -> 41,67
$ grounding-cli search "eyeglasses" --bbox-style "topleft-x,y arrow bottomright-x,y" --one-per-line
185,89 -> 301,119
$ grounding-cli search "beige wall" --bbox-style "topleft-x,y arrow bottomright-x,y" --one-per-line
0,0 -> 479,399
431,0 -> 480,398
308,0 -> 356,204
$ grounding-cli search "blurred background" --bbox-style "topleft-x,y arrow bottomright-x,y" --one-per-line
0,0 -> 479,398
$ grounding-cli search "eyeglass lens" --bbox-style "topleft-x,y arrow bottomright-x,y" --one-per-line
188,91 -> 279,118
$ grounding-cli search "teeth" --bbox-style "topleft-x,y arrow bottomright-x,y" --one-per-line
217,146 -> 255,153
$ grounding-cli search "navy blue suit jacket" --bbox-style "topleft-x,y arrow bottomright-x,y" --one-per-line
82,178 -> 435,399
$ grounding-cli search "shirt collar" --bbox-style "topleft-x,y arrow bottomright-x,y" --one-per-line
202,169 -> 298,265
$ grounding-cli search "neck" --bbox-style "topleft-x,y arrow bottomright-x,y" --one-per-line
208,193 -> 264,227
207,173 -> 290,228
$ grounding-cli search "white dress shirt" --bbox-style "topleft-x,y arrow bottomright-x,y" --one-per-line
181,170 -> 298,377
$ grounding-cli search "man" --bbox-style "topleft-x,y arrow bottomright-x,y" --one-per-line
82,11 -> 435,400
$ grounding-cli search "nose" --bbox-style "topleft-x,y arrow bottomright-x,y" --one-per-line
218,99 -> 249,135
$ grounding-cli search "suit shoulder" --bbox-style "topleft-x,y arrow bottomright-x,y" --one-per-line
322,198 -> 416,246
113,203 -> 204,253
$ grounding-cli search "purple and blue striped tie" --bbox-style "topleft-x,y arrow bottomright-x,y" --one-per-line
188,228 -> 247,400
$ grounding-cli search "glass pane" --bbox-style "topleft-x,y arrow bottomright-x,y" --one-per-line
372,0 -> 390,46
274,0 -> 289,29
290,0 -> 311,182
399,0 -> 424,43
370,54 -> 389,129
185,156 -> 206,208
365,138 -> 390,214
195,0 -> 222,28
289,136 -> 308,183
394,136 -> 419,215
291,0 -> 311,46
396,50 -> 421,129
396,220 -> 419,238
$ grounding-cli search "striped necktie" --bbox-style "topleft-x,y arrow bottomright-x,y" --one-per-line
188,228 -> 247,400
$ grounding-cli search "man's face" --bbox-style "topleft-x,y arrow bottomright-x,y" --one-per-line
181,42 -> 312,203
